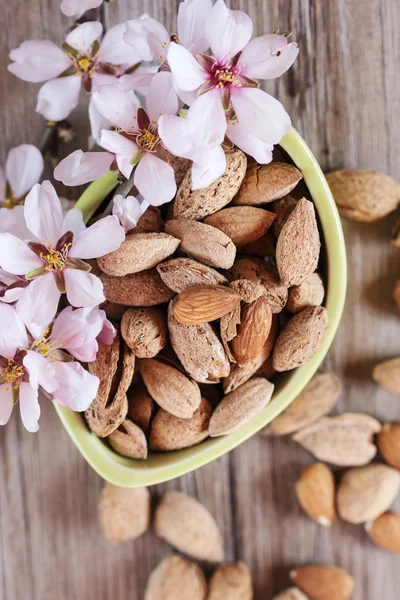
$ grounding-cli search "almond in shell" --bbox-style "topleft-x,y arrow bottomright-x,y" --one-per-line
229,278 -> 265,303
157,257 -> 228,293
230,257 -> 288,314
127,383 -> 155,434
290,565 -> 355,600
98,483 -> 150,544
372,357 -> 400,394
107,419 -> 148,459
378,422 -> 400,470
102,268 -> 176,306
204,206 -> 275,246
121,306 -> 167,358
207,562 -> 253,600
145,555 -> 207,600
135,205 -> 164,233
295,462 -> 336,526
230,296 -> 272,364
238,230 -> 276,258
154,491 -> 224,562
286,273 -> 325,314
233,162 -> 302,206
365,512 -> 400,553
271,194 -> 299,237
172,284 -> 241,325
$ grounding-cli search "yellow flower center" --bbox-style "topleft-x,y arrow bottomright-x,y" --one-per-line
32,328 -> 60,361
69,53 -> 96,77
136,128 -> 160,153
40,241 -> 71,272
215,68 -> 237,86
3,196 -> 14,210
1,359 -> 24,392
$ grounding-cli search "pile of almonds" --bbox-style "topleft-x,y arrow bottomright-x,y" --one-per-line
85,148 -> 329,458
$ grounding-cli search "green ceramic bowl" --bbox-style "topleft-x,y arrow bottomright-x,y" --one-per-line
54,127 -> 347,487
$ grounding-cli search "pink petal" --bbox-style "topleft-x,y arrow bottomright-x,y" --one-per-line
69,215 -> 125,259
158,114 -> 192,157
112,194 -> 143,231
100,130 -> 138,179
187,91 -> 227,147
227,119 -> 274,163
100,22 -> 140,65
239,34 -> 299,80
64,269 -> 105,308
167,43 -> 207,92
97,312 -> 116,345
191,145 -> 226,190
23,351 -> 58,394
66,22 -> 103,54
0,206 -> 32,239
0,303 -> 29,358
5,145 -> 44,200
1,286 -> 26,304
134,154 -> 176,207
62,209 -> 86,237
51,306 -> 85,349
231,87 -> 291,145
51,361 -> 99,411
0,386 -> 13,426
93,84 -> 137,132
146,72 -> 178,122
19,382 -> 40,433
54,150 -> 114,186
36,76 -> 81,121
119,66 -> 156,94
124,16 -> 170,62
8,40 -> 71,83
0,233 -> 42,274
177,0 -> 213,54
88,96 -> 112,145
60,0 -> 103,17
206,0 -> 253,61
17,274 -> 61,326
24,181 -> 63,244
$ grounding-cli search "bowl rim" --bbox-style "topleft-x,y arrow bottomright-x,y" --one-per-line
54,127 -> 347,487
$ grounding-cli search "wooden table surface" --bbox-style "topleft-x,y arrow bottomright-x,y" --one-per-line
1,1 -> 399,598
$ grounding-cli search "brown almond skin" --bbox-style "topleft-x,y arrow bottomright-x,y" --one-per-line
154,491 -> 224,562
326,169 -> 400,222
230,278 -> 265,303
238,230 -> 276,258
233,162 -> 302,206
165,219 -> 236,270
173,284 -> 241,325
373,357 -> 400,393
366,512 -> 400,553
166,152 -> 192,187
276,198 -> 321,287
174,148 -> 247,219
145,555 -> 207,600
139,358 -> 201,418
98,232 -> 180,276
107,419 -> 148,459
377,422 -> 400,470
207,562 -> 253,600
204,206 -> 275,246
168,302 -> 231,384
295,463 -> 336,526
135,205 -> 164,233
394,280 -> 400,311
127,383 -> 155,434
98,483 -> 150,544
273,589 -> 309,600
149,397 -> 212,451
290,565 -> 355,600
230,257 -> 288,314
209,377 -> 274,437
121,307 -> 167,358
230,296 -> 272,364
102,301 -> 127,321
273,306 -> 328,372
157,257 -> 228,293
271,194 -> 299,237
286,272 -> 325,314
102,269 -> 176,306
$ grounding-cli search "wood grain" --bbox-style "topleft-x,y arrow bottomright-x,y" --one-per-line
1,0 -> 400,599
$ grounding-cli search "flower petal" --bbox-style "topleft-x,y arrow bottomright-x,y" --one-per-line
100,22 -> 140,65
227,119 -> 274,163
65,22 -> 103,54
69,215 -> 125,259
54,150 -> 114,186
0,206 -> 32,240
24,181 -> 63,244
93,84 -> 137,132
167,42 -> 207,92
36,76 -> 81,121
0,302 -> 29,358
134,154 -> 176,206
5,145 -> 44,200
0,233 -> 42,274
8,40 -> 71,83
0,386 -> 13,426
100,130 -> 138,179
206,0 -> 253,61
158,114 -> 192,157
23,351 -> 58,394
62,209 -> 86,237
88,96 -> 112,145
60,0 -> 103,17
239,34 -> 299,80
191,145 -> 226,190
51,361 -> 99,411
112,194 -> 143,231
177,0 -> 213,55
187,90 -> 227,147
17,274 -> 61,326
19,382 -> 40,433
124,16 -> 170,62
119,66 -> 156,94
146,71 -> 178,122
64,269 -> 105,308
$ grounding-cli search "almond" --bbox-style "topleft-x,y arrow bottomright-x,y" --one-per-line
145,555 -> 207,600
273,306 -> 328,372
233,162 -> 302,205
204,206 -> 275,246
157,257 -> 228,293
295,463 -> 336,526
292,413 -> 381,466
165,219 -> 236,269
286,273 -> 325,314
372,357 -> 400,393
392,219 -> 400,247
230,278 -> 265,303
209,377 -> 274,437
102,268 -> 176,306
271,194 -> 299,237
168,302 -> 231,383
139,358 -> 201,418
207,562 -> 253,600
273,588 -> 309,600
230,257 -> 288,314
337,464 -> 400,523
276,198 -> 320,287
326,168 -> 400,222
173,148 -> 247,219
120,306 -> 167,358
173,284 -> 241,325
230,296 -> 272,364
107,419 -> 148,459
290,565 -> 355,600
127,382 -> 155,434
264,372 -> 341,436
377,423 -> 400,470
149,397 -> 212,451
135,205 -> 164,233
394,280 -> 400,311
366,512 -> 400,553
238,230 -> 276,258
166,152 -> 192,187
154,491 -> 224,562
102,301 -> 127,321
98,232 -> 180,276
98,483 -> 150,544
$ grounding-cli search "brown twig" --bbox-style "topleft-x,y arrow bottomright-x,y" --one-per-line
101,169 -> 137,217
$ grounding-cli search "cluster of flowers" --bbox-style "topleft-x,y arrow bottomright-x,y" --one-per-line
1,0 -> 298,431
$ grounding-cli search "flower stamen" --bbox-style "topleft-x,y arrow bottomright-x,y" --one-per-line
1,358 -> 24,392
32,328 -> 62,361
40,241 -> 71,272
136,129 -> 160,153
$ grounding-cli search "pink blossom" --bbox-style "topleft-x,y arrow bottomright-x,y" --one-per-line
8,22 -> 139,128
0,181 -> 125,326
167,0 -> 299,162
112,194 -> 145,231
60,0 -> 103,17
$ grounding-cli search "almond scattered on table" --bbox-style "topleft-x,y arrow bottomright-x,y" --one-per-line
377,422 -> 400,470
98,483 -> 150,544
207,562 -> 253,600
290,565 -> 355,600
372,357 -> 400,393
144,555 -> 207,600
295,462 -> 336,526
365,512 -> 400,553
